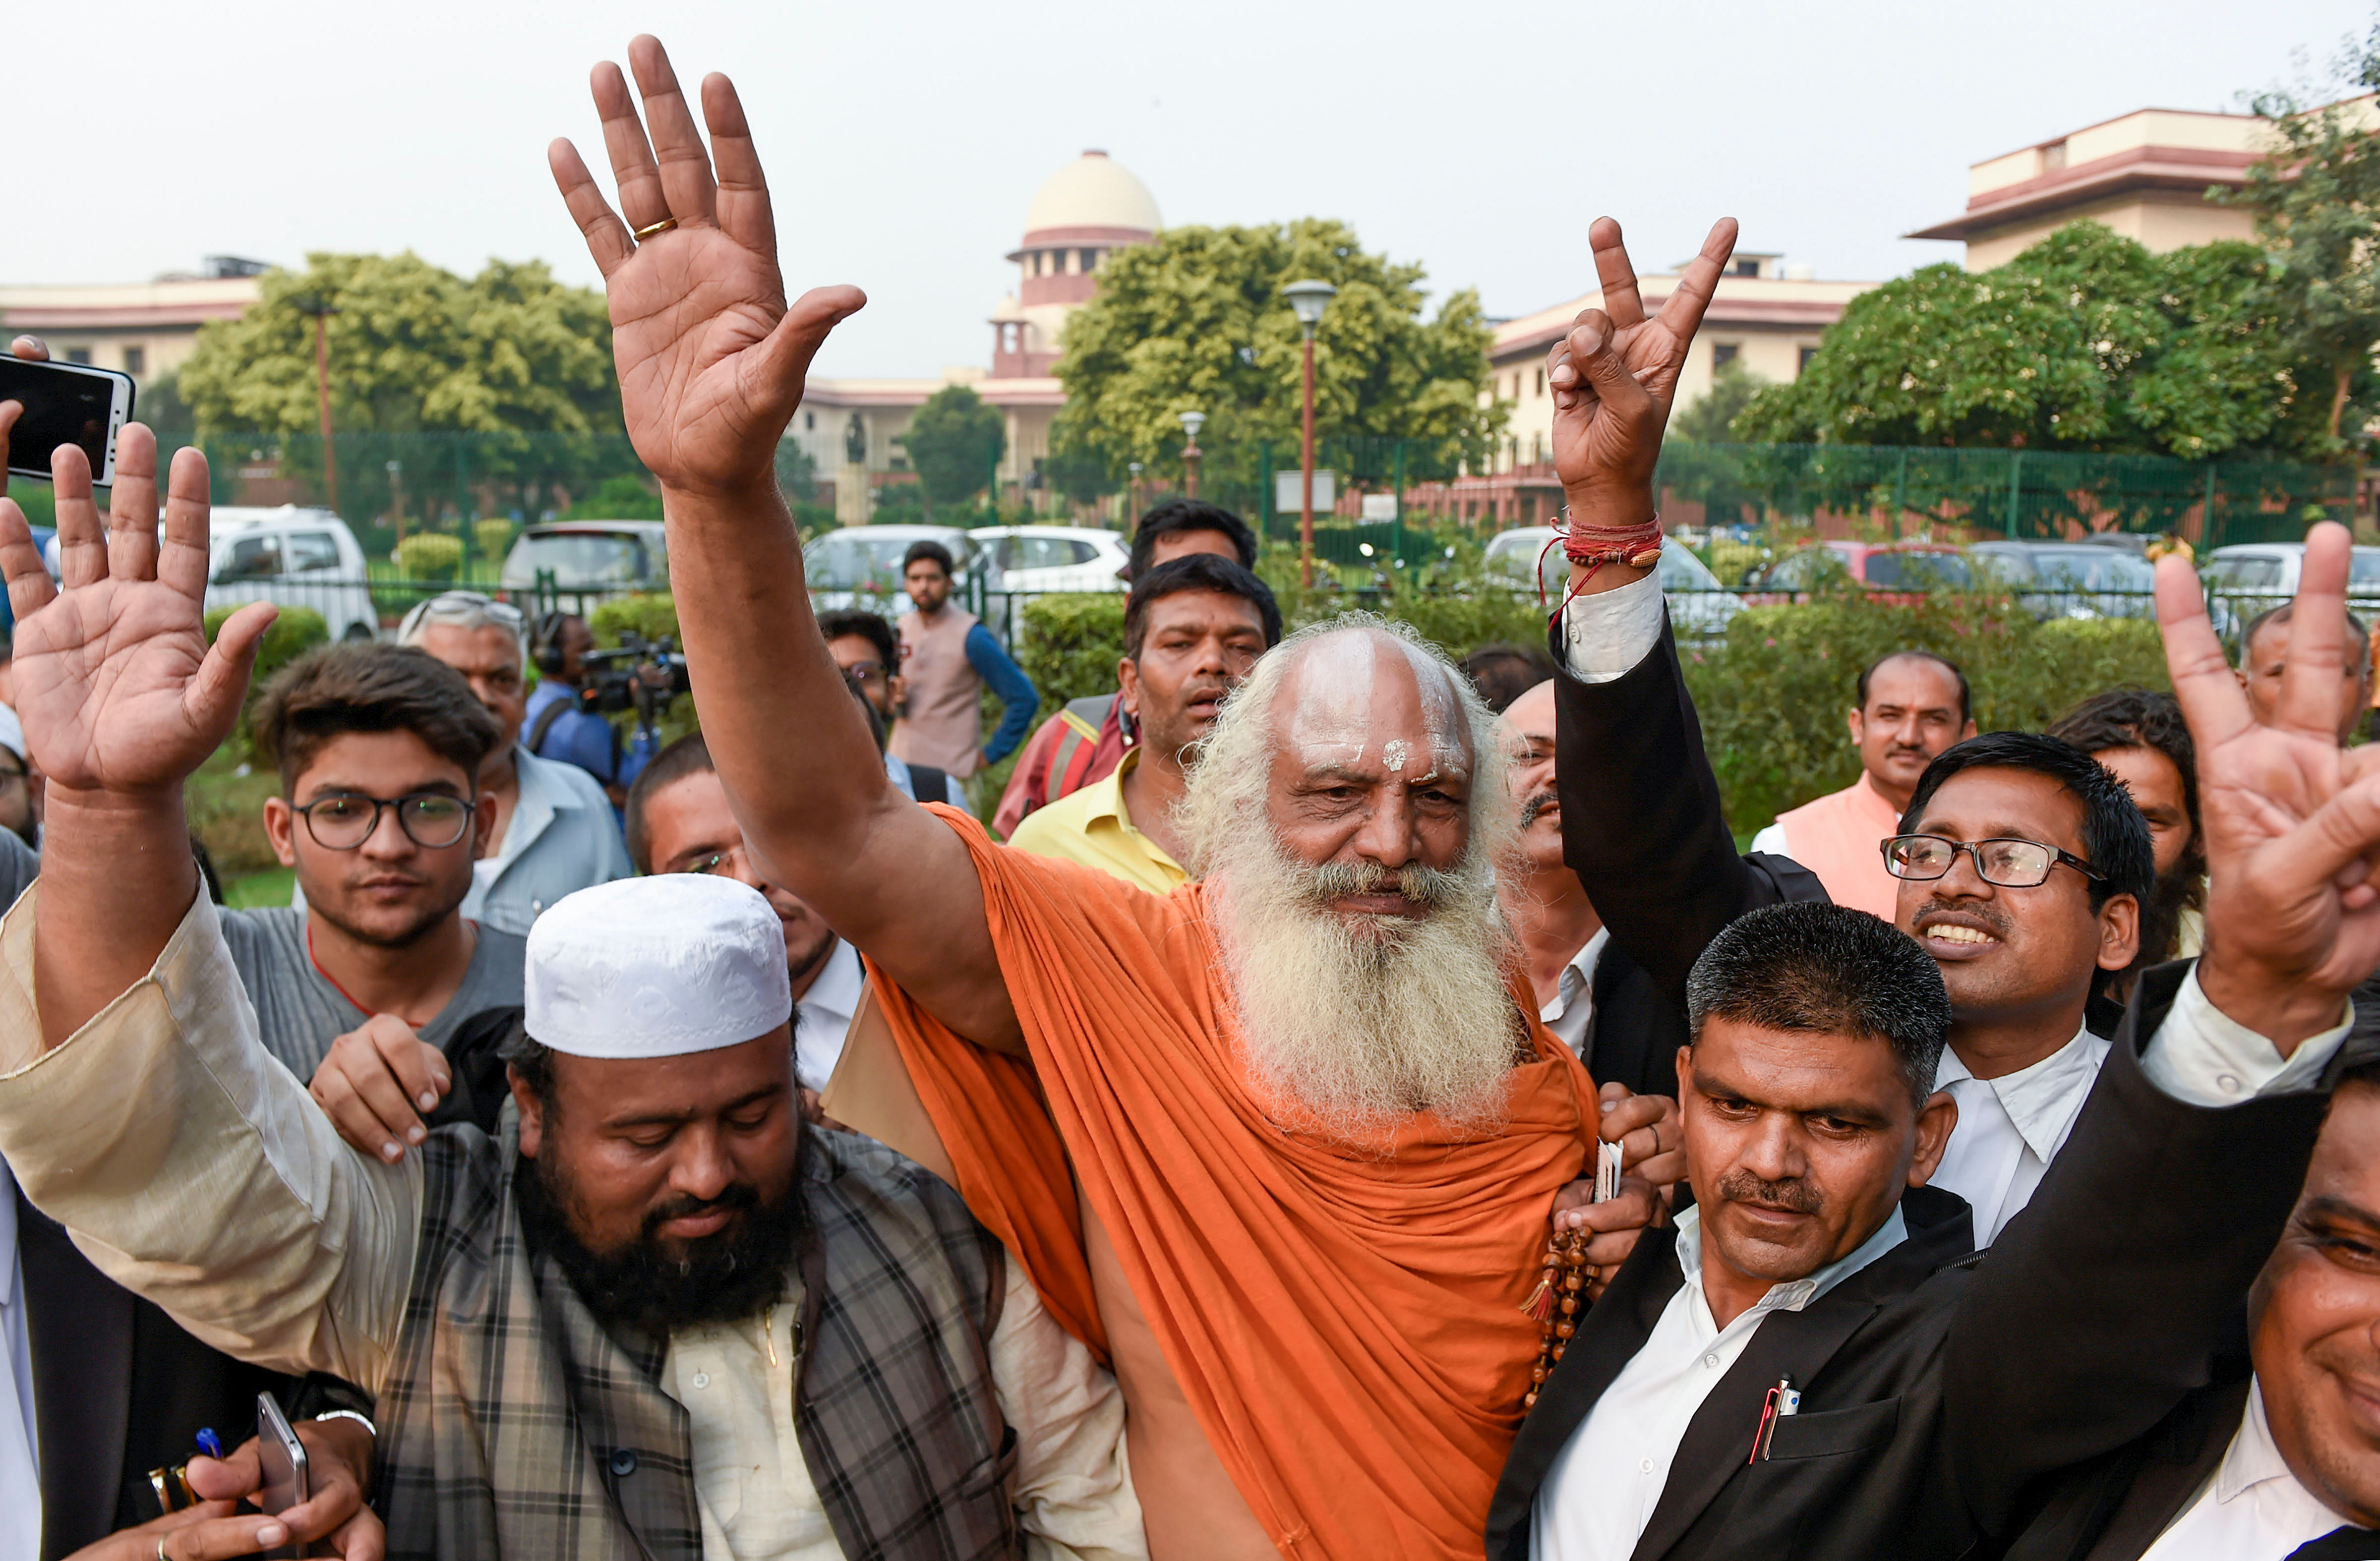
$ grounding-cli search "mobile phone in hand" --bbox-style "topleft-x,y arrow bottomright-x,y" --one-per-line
0,356 -> 133,484
254,1391 -> 314,1560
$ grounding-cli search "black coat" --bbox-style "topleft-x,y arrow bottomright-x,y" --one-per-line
16,1187 -> 369,1559
1487,964 -> 2329,1561
1549,617 -> 1827,1094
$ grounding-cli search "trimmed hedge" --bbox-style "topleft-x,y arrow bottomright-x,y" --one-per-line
1683,593 -> 2171,835
1015,593 -> 1128,712
203,603 -> 329,691
395,532 -> 464,580
590,591 -> 681,646
474,518 -> 517,568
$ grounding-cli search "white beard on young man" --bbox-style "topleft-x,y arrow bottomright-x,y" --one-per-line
1208,839 -> 1523,1141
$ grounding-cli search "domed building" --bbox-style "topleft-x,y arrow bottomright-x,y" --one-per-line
790,151 -> 1160,523
991,151 -> 1161,378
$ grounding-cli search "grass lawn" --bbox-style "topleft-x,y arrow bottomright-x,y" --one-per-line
224,866 -> 295,909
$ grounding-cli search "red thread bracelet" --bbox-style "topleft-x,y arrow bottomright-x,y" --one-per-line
1538,510 -> 1666,619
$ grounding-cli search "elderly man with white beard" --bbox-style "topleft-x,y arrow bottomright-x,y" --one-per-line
526,37 -> 1705,1560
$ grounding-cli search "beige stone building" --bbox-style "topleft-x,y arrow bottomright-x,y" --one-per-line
0,259 -> 265,391
1902,102 -> 2380,269
786,150 -> 1161,521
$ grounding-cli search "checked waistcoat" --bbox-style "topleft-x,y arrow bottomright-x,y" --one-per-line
370,1115 -> 1018,1561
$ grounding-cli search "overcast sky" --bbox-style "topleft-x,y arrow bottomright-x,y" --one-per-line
10,0 -> 2372,378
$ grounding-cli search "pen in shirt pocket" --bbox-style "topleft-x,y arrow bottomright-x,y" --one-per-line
1750,1378 -> 1801,1462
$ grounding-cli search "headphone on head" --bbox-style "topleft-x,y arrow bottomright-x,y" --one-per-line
531,611 -> 573,678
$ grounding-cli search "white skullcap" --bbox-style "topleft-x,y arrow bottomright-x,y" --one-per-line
0,705 -> 23,764
525,875 -> 793,1059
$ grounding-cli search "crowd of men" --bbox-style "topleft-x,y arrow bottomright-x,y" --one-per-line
0,33 -> 2378,1561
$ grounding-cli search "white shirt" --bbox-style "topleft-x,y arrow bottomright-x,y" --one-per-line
1746,821 -> 1792,860
1531,970 -> 2353,1561
1539,927 -> 1611,1058
0,1161 -> 36,1561
794,941 -> 864,1094
1533,1202 -> 1912,1561
662,1262 -> 1142,1561
2142,1378 -> 2360,1560
1928,1027 -> 2111,1245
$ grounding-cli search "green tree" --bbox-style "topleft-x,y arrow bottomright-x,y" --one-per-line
2221,18 -> 2380,451
1050,220 -> 1503,488
905,385 -> 1006,512
1674,358 -> 1769,442
1735,224 -> 2318,459
179,253 -> 619,437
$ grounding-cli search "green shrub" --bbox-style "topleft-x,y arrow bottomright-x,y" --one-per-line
1681,591 -> 2171,834
474,518 -> 516,567
396,532 -> 464,580
560,473 -> 663,521
1017,593 -> 1128,710
590,592 -> 681,646
203,603 -> 329,689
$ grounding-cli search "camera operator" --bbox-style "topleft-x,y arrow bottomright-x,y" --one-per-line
396,591 -> 631,934
521,611 -> 664,807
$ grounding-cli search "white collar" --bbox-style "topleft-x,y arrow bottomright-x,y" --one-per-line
797,941 -> 865,1025
1935,1025 -> 2110,1163
1672,1200 -> 1909,1319
1541,927 -> 1612,1024
489,743 -> 575,867
2219,1378 -> 2320,1506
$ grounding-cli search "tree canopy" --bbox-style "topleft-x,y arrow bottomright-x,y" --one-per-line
1733,224 -> 2327,459
905,384 -> 1007,510
1049,220 -> 1503,487
179,253 -> 620,437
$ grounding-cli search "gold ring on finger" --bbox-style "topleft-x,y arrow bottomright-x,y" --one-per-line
632,217 -> 679,242
157,1539 -> 170,1561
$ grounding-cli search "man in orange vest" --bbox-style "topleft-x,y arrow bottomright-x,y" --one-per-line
1746,649 -> 1975,919
992,500 -> 1258,836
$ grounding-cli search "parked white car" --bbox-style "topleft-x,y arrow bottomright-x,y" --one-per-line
802,524 -> 977,618
968,524 -> 1130,640
1483,527 -> 1744,638
2201,541 -> 2380,641
205,507 -> 378,640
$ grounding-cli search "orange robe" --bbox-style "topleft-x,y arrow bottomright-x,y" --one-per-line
869,808 -> 1600,1560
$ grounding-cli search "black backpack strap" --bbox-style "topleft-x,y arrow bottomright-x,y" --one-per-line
526,695 -> 573,756
905,763 -> 950,805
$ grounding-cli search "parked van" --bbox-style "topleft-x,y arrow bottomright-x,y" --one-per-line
206,507 -> 377,640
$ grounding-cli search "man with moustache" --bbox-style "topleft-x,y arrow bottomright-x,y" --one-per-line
232,642 -> 529,1081
1746,649 -> 1976,919
1008,554 -> 1279,892
0,493 -> 1143,1557
530,39 -> 1696,1555
1496,677 -> 1818,1099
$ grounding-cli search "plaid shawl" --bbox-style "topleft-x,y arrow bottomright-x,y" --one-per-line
371,1117 -> 1017,1561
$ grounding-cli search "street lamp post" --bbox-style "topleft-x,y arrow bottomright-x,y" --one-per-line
293,296 -> 341,513
1281,280 -> 1337,586
386,459 -> 405,542
1128,460 -> 1144,530
1178,409 -> 1205,499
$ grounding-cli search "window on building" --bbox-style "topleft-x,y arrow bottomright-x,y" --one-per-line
1079,248 -> 1096,273
1535,367 -> 1545,397
1799,346 -> 1820,372
123,346 -> 146,375
65,347 -> 91,364
805,411 -> 815,431
1713,343 -> 1739,369
1731,258 -> 1761,278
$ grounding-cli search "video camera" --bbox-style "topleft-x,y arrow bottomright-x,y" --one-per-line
572,631 -> 692,729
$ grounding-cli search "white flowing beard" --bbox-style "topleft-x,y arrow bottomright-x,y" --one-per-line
1209,836 -> 1522,1139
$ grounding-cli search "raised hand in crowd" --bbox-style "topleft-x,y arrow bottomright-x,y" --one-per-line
2156,519 -> 2380,1041
65,1418 -> 382,1561
548,35 -> 863,501
0,429 -> 274,1047
1547,216 -> 1739,535
310,1014 -> 452,1163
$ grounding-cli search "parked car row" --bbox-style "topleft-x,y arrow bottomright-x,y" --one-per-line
801,523 -> 1133,636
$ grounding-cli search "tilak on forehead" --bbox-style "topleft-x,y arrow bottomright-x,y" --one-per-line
1280,628 -> 1469,779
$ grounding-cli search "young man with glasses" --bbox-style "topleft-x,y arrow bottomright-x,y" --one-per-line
817,609 -> 967,806
227,642 -> 528,1087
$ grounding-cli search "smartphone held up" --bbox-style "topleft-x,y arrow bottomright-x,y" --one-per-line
0,355 -> 133,484
255,1391 -> 315,1560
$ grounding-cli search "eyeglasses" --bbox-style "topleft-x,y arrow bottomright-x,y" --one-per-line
1881,834 -> 2105,889
295,792 -> 476,851
838,661 -> 887,684
673,843 -> 755,879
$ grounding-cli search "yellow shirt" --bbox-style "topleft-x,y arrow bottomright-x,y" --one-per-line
1006,751 -> 1187,895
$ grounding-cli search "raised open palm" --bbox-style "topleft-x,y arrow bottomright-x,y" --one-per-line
549,37 -> 864,498
0,429 -> 272,795
2158,521 -> 2380,1040
1547,217 -> 1738,525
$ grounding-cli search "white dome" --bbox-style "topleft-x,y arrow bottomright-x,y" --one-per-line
1022,151 -> 1160,236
